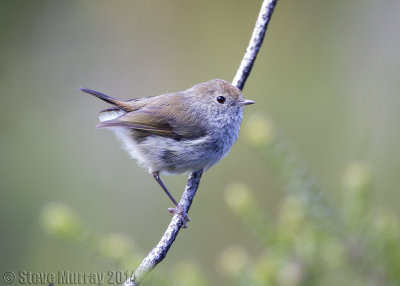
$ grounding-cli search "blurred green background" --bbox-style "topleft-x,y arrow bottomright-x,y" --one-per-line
1,0 -> 400,285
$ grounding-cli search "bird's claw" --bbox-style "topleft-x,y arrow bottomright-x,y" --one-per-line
168,207 -> 190,228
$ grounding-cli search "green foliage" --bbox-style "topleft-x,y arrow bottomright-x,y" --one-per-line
40,113 -> 400,285
218,113 -> 400,285
41,203 -> 142,271
40,203 -> 208,286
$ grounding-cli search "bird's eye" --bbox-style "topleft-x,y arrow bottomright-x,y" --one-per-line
217,96 -> 226,104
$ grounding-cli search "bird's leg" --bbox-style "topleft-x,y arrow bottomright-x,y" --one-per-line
152,171 -> 190,227
152,171 -> 179,206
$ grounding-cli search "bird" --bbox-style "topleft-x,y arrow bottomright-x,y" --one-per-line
80,79 -> 254,223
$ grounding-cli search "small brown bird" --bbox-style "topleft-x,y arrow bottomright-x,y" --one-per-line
81,79 -> 254,221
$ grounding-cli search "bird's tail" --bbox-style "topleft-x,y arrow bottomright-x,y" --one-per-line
79,87 -> 133,111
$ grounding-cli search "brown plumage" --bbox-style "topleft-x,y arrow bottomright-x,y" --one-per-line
80,79 -> 254,224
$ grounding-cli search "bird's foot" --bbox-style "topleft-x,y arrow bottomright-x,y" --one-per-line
168,207 -> 190,228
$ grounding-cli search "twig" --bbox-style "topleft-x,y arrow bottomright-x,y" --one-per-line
232,0 -> 278,91
123,170 -> 203,286
123,1 -> 277,285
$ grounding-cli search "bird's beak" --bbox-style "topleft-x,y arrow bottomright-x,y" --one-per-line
242,99 -> 255,106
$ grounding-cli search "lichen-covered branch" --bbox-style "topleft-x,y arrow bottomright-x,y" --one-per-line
123,170 -> 203,286
232,0 -> 278,91
123,1 -> 278,285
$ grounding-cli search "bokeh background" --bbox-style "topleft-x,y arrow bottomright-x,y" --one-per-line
1,0 -> 400,285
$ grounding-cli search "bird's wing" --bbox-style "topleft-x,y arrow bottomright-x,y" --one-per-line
97,108 -> 176,135
97,108 -> 205,141
97,94 -> 207,141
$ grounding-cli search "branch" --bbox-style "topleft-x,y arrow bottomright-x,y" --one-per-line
123,1 -> 278,285
232,0 -> 278,91
123,170 -> 203,286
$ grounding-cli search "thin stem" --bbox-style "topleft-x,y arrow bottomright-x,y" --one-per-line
123,170 -> 203,286
123,1 -> 278,284
232,0 -> 278,91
